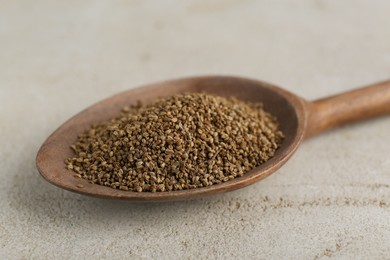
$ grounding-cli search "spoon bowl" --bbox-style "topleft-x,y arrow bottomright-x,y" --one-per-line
36,76 -> 390,201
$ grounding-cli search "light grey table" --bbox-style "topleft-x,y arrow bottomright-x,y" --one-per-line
1,1 -> 389,259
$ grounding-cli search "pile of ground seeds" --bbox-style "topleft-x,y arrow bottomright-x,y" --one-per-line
66,93 -> 284,192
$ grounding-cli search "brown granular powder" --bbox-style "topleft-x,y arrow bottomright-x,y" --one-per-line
66,93 -> 284,192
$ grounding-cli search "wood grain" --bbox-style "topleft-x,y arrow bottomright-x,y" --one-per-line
305,80 -> 390,138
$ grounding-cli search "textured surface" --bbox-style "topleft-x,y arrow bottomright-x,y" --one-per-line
1,0 -> 390,259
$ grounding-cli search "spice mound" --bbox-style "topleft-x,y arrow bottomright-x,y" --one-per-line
66,93 -> 284,192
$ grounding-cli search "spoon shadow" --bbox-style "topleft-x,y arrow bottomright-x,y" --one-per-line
9,149 -> 244,227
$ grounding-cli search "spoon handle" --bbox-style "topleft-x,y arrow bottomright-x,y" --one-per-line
305,80 -> 390,138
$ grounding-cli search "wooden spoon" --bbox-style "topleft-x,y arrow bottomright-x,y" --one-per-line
36,76 -> 390,201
